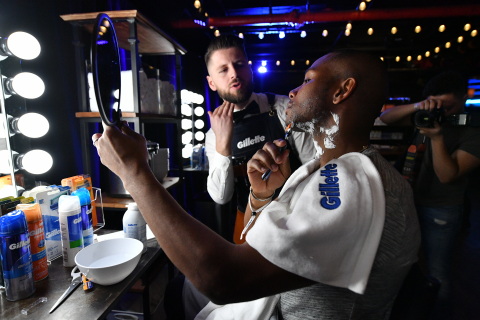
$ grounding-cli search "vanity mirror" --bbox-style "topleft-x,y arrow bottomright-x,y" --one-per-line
90,13 -> 122,127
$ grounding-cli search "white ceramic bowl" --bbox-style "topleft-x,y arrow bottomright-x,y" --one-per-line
75,238 -> 144,285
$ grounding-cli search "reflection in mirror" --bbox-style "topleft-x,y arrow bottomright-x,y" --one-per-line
91,13 -> 122,127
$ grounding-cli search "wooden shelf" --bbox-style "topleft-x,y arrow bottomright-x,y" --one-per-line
60,10 -> 186,55
99,177 -> 180,209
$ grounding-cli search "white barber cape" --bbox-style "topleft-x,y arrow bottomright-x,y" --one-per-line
195,152 -> 386,320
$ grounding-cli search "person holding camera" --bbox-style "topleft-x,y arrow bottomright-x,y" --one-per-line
380,70 -> 480,318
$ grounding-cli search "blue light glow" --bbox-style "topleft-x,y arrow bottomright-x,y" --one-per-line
258,66 -> 267,73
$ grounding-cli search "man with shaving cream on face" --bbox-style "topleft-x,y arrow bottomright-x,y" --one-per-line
92,50 -> 420,319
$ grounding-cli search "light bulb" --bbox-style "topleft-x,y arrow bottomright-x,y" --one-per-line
13,113 -> 49,138
17,149 -> 53,174
182,132 -> 193,144
300,30 -> 307,38
1,31 -> 41,60
181,103 -> 192,116
279,31 -> 285,39
181,119 -> 192,130
6,72 -> 45,99
195,131 -> 205,142
194,106 -> 204,116
194,119 -> 205,129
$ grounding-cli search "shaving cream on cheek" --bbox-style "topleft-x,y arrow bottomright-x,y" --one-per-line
320,112 -> 340,149
313,139 -> 324,158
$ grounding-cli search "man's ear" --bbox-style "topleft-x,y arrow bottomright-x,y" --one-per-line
206,75 -> 217,92
333,78 -> 356,104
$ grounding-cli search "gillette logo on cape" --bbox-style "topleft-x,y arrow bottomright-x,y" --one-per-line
237,135 -> 265,149
319,163 -> 341,209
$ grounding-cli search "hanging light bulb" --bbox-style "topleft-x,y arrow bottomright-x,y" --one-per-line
276,60 -> 280,66
322,30 -> 328,37
238,33 -> 244,39
458,36 -> 464,43
438,25 -> 446,32
445,41 -> 451,48
407,56 -> 412,62
10,112 -> 49,138
367,28 -> 374,35
305,60 -> 310,65
346,23 -> 352,30
300,30 -> 307,38
435,47 -> 441,53
0,31 -> 41,61
214,29 -> 220,37
359,2 -> 367,11
345,29 -> 351,36
290,60 -> 295,66
417,55 -> 422,61
258,32 -> 264,40
471,30 -> 478,37
425,51 -> 431,57
279,31 -> 285,39
395,56 -> 400,62
464,24 -> 471,32
193,0 -> 201,9
391,27 -> 398,35
3,72 -> 45,99
415,26 -> 421,33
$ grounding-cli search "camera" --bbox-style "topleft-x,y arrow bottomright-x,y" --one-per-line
414,108 -> 480,128
413,108 -> 445,128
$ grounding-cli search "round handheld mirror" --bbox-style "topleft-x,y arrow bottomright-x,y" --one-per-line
91,13 -> 122,126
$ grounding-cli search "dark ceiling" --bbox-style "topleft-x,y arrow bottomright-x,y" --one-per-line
155,0 -> 480,69
134,0 -> 479,98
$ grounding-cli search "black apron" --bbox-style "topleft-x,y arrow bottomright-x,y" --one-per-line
230,93 -> 302,212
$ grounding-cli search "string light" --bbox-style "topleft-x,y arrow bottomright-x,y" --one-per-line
300,30 -> 307,38
305,60 -> 310,65
322,30 -> 328,37
258,32 -> 264,40
238,33 -> 244,39
367,28 -> 374,35
415,26 -> 421,33
391,27 -> 398,35
435,47 -> 440,53
417,55 -> 422,61
407,56 -> 412,62
464,23 -> 471,31
359,2 -> 367,11
214,29 -> 220,37
395,56 -> 400,62
290,60 -> 295,66
345,29 -> 351,36
193,0 -> 201,9
276,60 -> 280,66
439,25 -> 446,32
279,31 -> 285,39
346,23 -> 352,30
472,30 -> 478,37
457,36 -> 464,43
445,41 -> 451,48
425,51 -> 430,57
